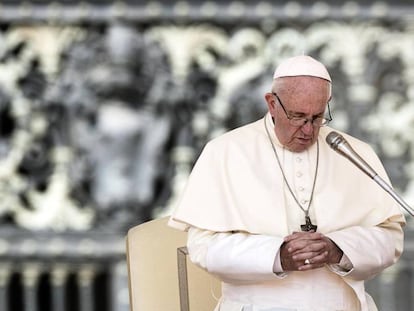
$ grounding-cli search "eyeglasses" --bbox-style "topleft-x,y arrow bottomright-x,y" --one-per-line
272,92 -> 332,127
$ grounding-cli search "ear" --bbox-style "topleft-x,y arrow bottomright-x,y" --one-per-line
264,93 -> 276,115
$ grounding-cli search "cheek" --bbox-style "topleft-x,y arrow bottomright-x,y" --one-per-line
275,122 -> 294,140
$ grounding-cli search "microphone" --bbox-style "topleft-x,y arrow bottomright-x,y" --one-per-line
326,131 -> 414,216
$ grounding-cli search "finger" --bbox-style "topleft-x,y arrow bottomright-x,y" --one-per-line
286,239 -> 327,255
292,249 -> 326,262
289,240 -> 327,255
297,252 -> 329,270
298,259 -> 325,271
284,235 -> 323,252
311,251 -> 329,264
299,251 -> 329,267
284,231 -> 323,243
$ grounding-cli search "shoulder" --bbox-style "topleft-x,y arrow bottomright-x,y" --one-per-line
194,117 -> 268,166
319,126 -> 384,171
206,117 -> 266,150
320,126 -> 376,155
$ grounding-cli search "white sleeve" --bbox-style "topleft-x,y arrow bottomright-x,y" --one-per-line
326,217 -> 404,281
187,227 -> 285,284
328,254 -> 354,276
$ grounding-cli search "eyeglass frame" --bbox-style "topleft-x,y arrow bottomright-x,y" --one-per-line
272,92 -> 332,127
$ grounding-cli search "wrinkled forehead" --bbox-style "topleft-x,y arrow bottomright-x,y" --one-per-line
272,76 -> 332,98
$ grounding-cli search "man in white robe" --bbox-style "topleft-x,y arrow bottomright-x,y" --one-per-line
169,55 -> 405,311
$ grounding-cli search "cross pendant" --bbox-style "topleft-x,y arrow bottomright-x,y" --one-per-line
301,215 -> 317,232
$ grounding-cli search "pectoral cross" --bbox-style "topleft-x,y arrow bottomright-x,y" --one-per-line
301,215 -> 317,232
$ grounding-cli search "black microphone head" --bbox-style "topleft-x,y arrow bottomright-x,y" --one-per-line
326,131 -> 345,150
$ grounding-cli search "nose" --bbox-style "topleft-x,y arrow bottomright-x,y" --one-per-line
301,120 -> 314,134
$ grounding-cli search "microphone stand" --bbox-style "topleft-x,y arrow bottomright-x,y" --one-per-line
372,175 -> 414,217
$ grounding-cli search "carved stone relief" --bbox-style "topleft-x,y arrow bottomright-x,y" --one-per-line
0,18 -> 413,231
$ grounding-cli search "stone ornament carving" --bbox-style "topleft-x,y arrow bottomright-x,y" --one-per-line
0,18 -> 413,231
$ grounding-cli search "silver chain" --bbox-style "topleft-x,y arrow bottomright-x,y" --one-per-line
264,117 -> 319,218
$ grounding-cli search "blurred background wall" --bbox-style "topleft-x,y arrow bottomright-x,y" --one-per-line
0,0 -> 414,310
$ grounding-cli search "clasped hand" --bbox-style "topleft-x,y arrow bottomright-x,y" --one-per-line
280,231 -> 343,271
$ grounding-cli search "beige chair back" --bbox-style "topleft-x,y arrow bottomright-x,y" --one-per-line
126,216 -> 221,311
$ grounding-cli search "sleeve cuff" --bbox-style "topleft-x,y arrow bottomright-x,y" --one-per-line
328,253 -> 354,276
272,249 -> 288,278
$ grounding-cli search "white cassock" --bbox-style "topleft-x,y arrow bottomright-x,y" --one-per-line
169,113 -> 405,311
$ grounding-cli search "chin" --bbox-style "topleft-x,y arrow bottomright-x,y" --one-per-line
290,143 -> 312,153
287,145 -> 306,153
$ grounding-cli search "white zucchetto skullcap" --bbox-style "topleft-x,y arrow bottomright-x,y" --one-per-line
273,55 -> 331,82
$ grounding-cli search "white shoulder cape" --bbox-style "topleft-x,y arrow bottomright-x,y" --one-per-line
169,114 -> 405,235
